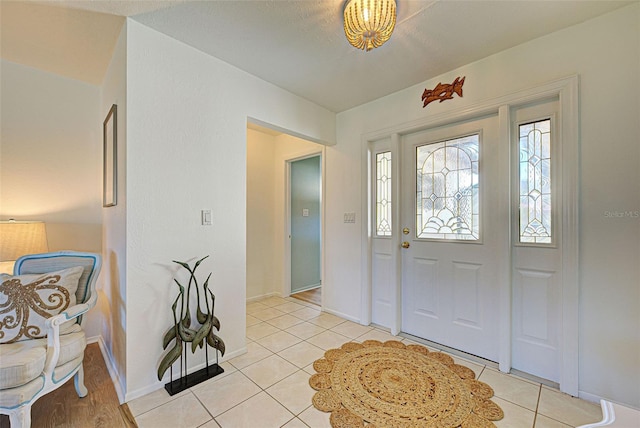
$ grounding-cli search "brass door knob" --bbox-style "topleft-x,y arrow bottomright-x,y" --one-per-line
401,241 -> 410,249
402,228 -> 410,235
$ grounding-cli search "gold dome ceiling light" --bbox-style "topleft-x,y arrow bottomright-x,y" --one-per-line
343,0 -> 397,51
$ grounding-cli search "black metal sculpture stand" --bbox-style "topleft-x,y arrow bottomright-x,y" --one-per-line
164,345 -> 224,395
158,256 -> 226,395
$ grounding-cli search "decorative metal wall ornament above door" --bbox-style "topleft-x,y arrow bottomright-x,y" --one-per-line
422,76 -> 466,108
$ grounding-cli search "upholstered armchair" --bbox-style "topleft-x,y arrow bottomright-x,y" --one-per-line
0,251 -> 102,427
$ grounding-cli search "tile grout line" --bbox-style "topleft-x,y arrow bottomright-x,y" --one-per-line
131,388 -> 194,421
532,384 -> 542,427
261,370 -> 311,416
221,357 -> 316,426
195,300 -> 304,427
244,302 -> 358,426
202,364 -> 278,426
191,387 -> 216,428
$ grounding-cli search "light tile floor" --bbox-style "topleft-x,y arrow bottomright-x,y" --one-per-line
130,296 -> 603,428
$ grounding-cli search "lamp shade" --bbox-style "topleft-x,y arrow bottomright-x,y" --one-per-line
0,221 -> 49,262
344,0 -> 396,51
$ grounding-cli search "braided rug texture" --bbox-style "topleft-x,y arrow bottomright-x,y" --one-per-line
309,340 -> 503,428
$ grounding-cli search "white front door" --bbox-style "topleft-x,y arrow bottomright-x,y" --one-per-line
366,77 -> 578,391
400,115 -> 506,362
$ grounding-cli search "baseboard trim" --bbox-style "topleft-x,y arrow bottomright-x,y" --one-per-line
578,390 -> 606,405
577,391 -> 640,410
323,307 -> 360,324
246,291 -> 281,303
123,346 -> 247,403
87,335 -> 126,404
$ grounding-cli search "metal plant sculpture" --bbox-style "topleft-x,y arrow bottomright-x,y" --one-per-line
157,256 -> 225,385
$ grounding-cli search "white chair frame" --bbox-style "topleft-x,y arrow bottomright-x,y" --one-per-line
0,251 -> 101,428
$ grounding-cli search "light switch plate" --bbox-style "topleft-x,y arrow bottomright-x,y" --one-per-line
344,212 -> 356,223
302,208 -> 309,217
201,210 -> 212,225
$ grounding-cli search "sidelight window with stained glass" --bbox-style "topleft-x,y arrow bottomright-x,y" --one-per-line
376,151 -> 392,236
519,119 -> 552,244
416,135 -> 479,240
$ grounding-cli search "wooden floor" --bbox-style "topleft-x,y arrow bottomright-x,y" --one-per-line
291,287 -> 321,306
0,343 -> 136,428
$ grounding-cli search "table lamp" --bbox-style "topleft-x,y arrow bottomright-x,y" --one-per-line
0,220 -> 49,274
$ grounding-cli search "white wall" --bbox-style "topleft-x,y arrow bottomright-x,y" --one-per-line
99,23 -> 128,402
123,19 -> 335,399
329,4 -> 639,407
246,129 -> 277,300
0,59 -> 104,337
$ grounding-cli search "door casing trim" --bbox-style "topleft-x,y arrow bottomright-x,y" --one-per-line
360,75 -> 579,395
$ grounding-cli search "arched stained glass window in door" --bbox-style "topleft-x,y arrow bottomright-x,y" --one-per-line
416,135 -> 479,240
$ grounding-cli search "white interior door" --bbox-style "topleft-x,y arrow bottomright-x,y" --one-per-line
400,115 -> 506,362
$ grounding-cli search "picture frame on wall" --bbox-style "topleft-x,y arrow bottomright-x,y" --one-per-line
103,104 -> 117,207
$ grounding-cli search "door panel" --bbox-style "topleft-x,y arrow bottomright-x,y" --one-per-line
372,249 -> 394,325
412,257 -> 438,318
512,265 -> 560,379
401,115 -> 503,362
511,99 -> 561,382
452,261 -> 481,328
404,255 -> 442,342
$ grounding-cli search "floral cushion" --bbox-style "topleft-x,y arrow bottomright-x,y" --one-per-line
0,266 -> 83,343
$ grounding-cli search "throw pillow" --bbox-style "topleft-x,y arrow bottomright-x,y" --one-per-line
0,266 -> 84,343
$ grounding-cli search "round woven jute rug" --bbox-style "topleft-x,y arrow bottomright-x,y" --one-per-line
309,341 -> 503,428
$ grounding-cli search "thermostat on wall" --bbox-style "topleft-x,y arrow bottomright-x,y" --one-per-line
344,212 -> 356,223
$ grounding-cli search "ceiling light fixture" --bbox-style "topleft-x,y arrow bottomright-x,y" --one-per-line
344,0 -> 397,51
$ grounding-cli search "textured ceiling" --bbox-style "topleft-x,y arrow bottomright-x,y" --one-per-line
1,0 -> 632,111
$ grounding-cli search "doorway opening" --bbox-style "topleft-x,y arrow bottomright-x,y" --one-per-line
289,155 -> 322,305
290,287 -> 322,306
246,121 -> 325,308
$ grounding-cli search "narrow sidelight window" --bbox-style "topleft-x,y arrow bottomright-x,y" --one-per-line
376,151 -> 392,236
519,119 -> 552,244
